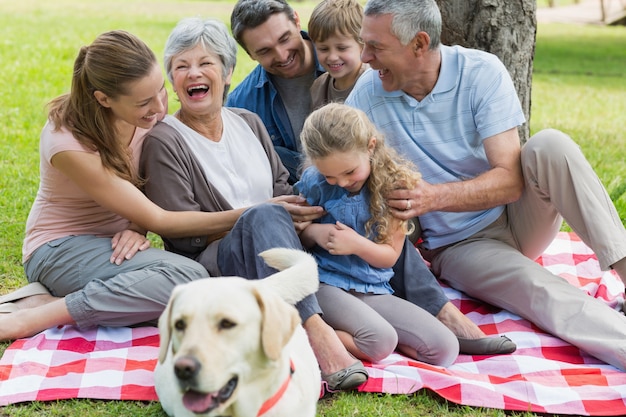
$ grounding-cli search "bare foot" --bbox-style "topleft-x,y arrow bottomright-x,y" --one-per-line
0,298 -> 74,342
436,301 -> 486,339
303,314 -> 356,375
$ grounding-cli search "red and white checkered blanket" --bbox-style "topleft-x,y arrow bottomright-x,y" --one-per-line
1,232 -> 625,415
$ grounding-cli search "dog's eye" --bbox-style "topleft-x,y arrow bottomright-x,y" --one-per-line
174,319 -> 186,331
219,318 -> 236,330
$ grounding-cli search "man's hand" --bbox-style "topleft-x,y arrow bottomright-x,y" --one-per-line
387,179 -> 435,219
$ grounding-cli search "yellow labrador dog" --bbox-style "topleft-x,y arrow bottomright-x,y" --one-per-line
155,248 -> 320,417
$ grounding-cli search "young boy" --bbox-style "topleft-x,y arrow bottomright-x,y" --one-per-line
308,0 -> 369,110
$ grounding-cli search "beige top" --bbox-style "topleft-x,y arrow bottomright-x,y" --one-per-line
22,121 -> 149,262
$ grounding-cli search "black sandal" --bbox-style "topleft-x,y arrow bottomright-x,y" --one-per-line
458,335 -> 517,355
321,360 -> 368,392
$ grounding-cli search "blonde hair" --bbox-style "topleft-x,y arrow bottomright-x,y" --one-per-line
300,103 -> 421,244
47,30 -> 158,186
308,0 -> 363,44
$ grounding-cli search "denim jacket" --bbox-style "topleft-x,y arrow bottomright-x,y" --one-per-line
226,31 -> 326,180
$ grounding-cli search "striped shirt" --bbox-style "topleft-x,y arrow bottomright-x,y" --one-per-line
346,44 -> 525,249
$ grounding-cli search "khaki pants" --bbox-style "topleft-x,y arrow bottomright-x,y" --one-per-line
422,129 -> 626,370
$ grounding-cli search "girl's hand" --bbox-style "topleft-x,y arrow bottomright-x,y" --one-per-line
110,229 -> 151,265
326,221 -> 361,255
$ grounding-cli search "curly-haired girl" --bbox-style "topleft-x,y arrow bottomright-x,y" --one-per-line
296,102 -> 459,366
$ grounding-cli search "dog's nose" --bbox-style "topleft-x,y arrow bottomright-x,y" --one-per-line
174,355 -> 201,381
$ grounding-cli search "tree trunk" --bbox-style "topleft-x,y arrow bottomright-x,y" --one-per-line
435,0 -> 536,143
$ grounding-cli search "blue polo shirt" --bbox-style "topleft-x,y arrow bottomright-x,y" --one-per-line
346,44 -> 526,249
295,167 -> 394,294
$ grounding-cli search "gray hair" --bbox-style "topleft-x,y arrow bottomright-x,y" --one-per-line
230,0 -> 296,52
364,0 -> 442,49
164,17 -> 238,83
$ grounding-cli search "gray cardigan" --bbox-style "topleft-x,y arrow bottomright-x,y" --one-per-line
139,107 -> 292,276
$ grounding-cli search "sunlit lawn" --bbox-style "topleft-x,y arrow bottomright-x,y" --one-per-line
0,1 -> 624,416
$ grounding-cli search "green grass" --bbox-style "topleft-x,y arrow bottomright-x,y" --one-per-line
0,0 -> 625,415
536,0 -> 580,7
532,23 -> 626,221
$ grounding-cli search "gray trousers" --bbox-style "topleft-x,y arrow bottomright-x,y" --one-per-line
24,235 -> 208,329
317,283 -> 459,366
419,129 -> 626,370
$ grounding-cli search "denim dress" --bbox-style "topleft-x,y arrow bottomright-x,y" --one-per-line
295,167 -> 393,294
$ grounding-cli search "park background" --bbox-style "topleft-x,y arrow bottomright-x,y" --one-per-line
0,0 -> 625,415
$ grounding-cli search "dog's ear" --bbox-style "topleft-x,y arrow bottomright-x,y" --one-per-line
158,285 -> 181,363
254,287 -> 301,361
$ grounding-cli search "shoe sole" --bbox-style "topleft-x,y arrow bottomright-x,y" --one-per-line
0,282 -> 51,305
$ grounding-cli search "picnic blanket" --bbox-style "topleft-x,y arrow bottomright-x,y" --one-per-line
1,231 -> 625,416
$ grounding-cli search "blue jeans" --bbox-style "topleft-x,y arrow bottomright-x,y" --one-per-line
218,203 -> 321,321
390,238 -> 449,317
217,203 -> 449,321
274,146 -> 302,184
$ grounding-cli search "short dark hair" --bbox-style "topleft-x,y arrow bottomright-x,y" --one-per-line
230,0 -> 296,52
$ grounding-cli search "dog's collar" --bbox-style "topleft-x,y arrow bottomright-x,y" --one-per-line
256,359 -> 295,417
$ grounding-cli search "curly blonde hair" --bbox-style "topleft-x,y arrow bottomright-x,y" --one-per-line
300,103 -> 421,244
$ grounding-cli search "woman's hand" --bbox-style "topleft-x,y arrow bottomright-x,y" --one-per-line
269,194 -> 325,231
110,229 -> 151,265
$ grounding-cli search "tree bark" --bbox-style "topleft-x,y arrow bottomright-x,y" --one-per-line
435,0 -> 537,142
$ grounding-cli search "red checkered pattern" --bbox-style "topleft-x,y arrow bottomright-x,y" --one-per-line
1,232 -> 625,415
0,326 -> 159,405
